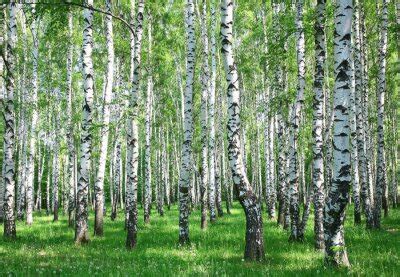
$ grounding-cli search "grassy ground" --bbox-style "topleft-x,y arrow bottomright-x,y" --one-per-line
1,203 -> 399,276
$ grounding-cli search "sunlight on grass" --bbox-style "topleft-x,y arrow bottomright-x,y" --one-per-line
1,204 -> 399,275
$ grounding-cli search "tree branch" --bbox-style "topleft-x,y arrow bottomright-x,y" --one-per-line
3,1 -> 135,35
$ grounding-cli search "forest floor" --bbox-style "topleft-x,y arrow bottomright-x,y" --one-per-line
1,203 -> 399,276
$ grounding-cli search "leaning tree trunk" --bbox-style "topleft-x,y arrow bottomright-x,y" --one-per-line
374,0 -> 388,229
221,0 -> 265,261
323,0 -> 353,267
75,0 -> 94,244
126,0 -> 144,249
3,1 -> 17,239
94,0 -> 114,236
312,0 -> 326,250
25,5 -> 39,226
178,0 -> 195,246
288,0 -> 306,241
200,0 -> 210,228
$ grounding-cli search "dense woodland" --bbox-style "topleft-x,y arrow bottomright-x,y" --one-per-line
0,0 -> 399,274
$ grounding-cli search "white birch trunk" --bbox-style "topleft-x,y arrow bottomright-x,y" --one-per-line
179,0 -> 195,245
200,0 -> 211,227
25,4 -> 39,226
94,0 -> 114,236
3,2 -> 17,238
323,0 -> 353,267
75,0 -> 94,244
312,0 -> 326,250
288,0 -> 306,241
126,0 -> 144,249
221,0 -> 264,261
144,14 -> 152,224
66,7 -> 76,227
52,112 -> 60,222
374,0 -> 389,229
0,5 -> 5,222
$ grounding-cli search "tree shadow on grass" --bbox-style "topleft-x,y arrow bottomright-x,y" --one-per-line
1,205 -> 400,275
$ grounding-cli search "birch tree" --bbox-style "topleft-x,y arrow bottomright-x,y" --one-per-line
66,6 -> 76,227
288,0 -> 306,241
144,12 -> 152,224
52,102 -> 60,222
374,0 -> 388,229
200,0 -> 210,227
25,4 -> 39,226
3,1 -> 17,239
323,0 -> 353,267
221,0 -> 264,261
75,0 -> 94,244
312,0 -> 326,250
94,0 -> 114,236
179,0 -> 195,245
126,0 -> 144,249
0,5 -> 5,223
353,0 -> 373,228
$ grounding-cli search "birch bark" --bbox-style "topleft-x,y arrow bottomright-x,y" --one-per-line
221,0 -> 264,261
3,1 -> 17,238
323,0 -> 353,267
178,0 -> 195,245
94,0 -> 114,236
75,0 -> 94,244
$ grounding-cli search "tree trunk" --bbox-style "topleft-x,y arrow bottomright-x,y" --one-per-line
312,0 -> 326,250
94,0 -> 114,236
323,0 -> 353,267
66,7 -> 76,227
0,6 -> 4,223
111,139 -> 121,221
374,0 -> 389,229
126,0 -> 144,249
200,0 -> 210,227
288,0 -> 306,241
46,150 -> 51,216
16,10 -> 28,222
353,0 -> 373,228
3,2 -> 17,239
178,0 -> 195,246
221,0 -> 265,261
75,0 -> 94,244
144,24 -> 152,222
53,109 -> 60,222
25,5 -> 39,226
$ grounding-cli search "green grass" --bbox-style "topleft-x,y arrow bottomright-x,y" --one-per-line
1,204 -> 399,276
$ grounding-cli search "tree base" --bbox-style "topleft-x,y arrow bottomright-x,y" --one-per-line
126,233 -> 137,250
324,253 -> 350,268
178,235 -> 190,247
3,222 -> 16,240
243,201 -> 265,262
75,230 -> 90,245
75,236 -> 90,245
